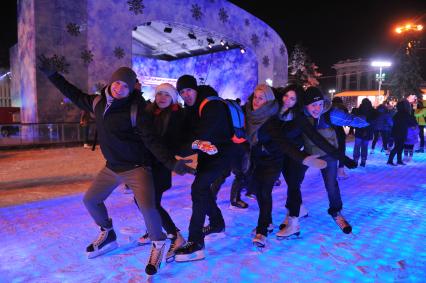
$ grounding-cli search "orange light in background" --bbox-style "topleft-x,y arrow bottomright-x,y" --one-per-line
418,25 -> 423,31
395,27 -> 402,33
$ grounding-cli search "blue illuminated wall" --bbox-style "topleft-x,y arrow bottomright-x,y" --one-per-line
133,48 -> 258,102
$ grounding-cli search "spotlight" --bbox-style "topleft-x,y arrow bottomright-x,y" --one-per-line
188,32 -> 197,40
240,46 -> 246,54
208,43 -> 213,48
225,44 -> 229,50
164,26 -> 172,33
220,39 -> 225,46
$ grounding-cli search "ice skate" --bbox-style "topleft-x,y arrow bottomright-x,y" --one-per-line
202,224 -> 225,238
137,231 -> 151,245
251,223 -> 274,236
337,167 -> 348,180
252,233 -> 266,248
229,200 -> 248,210
86,225 -> 118,259
279,205 -> 308,230
175,242 -> 205,262
145,240 -> 168,275
165,231 -> 186,263
331,211 -> 352,234
276,216 -> 301,240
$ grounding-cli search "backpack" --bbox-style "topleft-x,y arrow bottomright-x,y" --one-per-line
198,96 -> 246,144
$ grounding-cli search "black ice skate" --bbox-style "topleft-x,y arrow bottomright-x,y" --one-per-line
145,240 -> 167,275
175,242 -> 205,262
86,225 -> 118,259
230,200 -> 248,210
331,212 -> 352,234
202,224 -> 225,237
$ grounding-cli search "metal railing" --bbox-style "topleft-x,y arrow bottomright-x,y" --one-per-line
0,122 -> 95,147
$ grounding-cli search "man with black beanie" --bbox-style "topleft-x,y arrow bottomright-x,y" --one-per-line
38,56 -> 194,275
174,74 -> 236,262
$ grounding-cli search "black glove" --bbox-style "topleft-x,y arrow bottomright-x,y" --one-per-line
173,159 -> 196,176
37,54 -> 56,77
343,156 -> 357,169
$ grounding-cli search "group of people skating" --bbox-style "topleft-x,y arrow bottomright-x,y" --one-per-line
38,56 -> 423,277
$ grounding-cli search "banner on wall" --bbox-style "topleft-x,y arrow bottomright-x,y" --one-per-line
140,76 -> 177,87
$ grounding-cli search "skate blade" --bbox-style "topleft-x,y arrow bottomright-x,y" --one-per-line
87,241 -> 119,259
228,205 -> 248,211
175,250 -> 205,262
276,232 -> 301,240
204,231 -> 226,241
166,255 -> 175,263
253,241 -> 265,248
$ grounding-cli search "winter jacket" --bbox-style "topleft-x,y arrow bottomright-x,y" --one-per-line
145,103 -> 186,192
391,105 -> 417,141
303,103 -> 369,156
414,108 -> 426,126
250,115 -> 307,166
354,106 -> 376,141
181,85 -> 234,155
374,105 -> 393,131
281,109 -> 355,167
405,126 -> 419,145
48,73 -> 175,172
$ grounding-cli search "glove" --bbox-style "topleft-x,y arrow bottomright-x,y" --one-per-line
173,159 -> 196,176
192,140 -> 218,155
37,54 -> 56,77
302,154 -> 327,169
343,156 -> 357,169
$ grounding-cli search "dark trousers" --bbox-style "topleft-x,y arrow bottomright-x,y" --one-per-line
419,126 -> 425,148
210,144 -> 249,202
371,130 -> 391,150
251,160 -> 282,236
404,144 -> 414,157
188,153 -> 231,244
388,138 -> 405,163
319,155 -> 343,215
152,164 -> 178,236
353,138 -> 369,162
282,156 -> 308,217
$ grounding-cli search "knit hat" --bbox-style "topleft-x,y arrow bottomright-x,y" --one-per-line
254,84 -> 275,102
303,87 -> 324,105
109,67 -> 137,93
155,83 -> 178,103
176,75 -> 197,93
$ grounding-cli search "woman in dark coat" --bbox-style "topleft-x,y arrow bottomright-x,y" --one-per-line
245,84 -> 326,248
387,100 -> 417,165
353,98 -> 376,167
137,83 -> 187,262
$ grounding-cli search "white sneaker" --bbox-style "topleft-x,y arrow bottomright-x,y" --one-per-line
276,216 -> 300,239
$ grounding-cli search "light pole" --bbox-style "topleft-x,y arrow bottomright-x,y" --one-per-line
371,61 -> 391,97
328,89 -> 336,99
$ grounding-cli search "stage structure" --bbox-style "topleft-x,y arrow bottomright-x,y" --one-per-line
12,0 -> 288,123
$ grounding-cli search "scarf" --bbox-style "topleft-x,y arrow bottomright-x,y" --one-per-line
245,101 -> 279,146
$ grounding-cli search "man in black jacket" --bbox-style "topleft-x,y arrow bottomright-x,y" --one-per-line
38,56 -> 194,275
174,75 -> 235,262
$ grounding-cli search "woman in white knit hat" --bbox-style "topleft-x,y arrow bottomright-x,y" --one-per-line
137,82 -> 188,262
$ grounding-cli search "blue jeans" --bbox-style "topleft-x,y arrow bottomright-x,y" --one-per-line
353,138 -> 369,162
319,155 -> 343,215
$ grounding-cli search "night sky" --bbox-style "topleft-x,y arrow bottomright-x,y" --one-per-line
1,0 -> 425,88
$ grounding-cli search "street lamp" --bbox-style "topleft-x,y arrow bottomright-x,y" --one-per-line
328,89 -> 336,99
395,23 -> 423,54
371,61 -> 391,104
